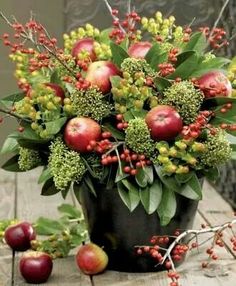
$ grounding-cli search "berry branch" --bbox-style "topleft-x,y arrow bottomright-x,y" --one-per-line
0,11 -> 77,79
0,107 -> 31,123
136,218 -> 236,286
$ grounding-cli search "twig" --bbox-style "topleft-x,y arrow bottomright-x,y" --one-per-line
0,107 -> 31,122
208,0 -> 230,41
160,218 -> 236,265
103,0 -> 126,34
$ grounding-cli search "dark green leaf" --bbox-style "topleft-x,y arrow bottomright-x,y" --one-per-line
41,178 -> 60,196
57,203 -> 82,219
103,122 -> 125,140
0,137 -> 19,155
144,166 -> 154,184
175,51 -> 196,66
168,52 -> 200,79
17,138 -> 49,150
191,57 -> 231,77
153,76 -> 171,92
110,42 -> 129,67
38,167 -> 52,184
61,185 -> 70,199
140,180 -> 162,214
0,92 -> 24,109
183,32 -> 207,54
84,175 -> 97,197
73,181 -> 88,204
1,155 -> 24,172
157,186 -> 177,226
34,217 -> 64,235
145,44 -> 168,70
117,180 -> 140,212
45,117 -> 67,135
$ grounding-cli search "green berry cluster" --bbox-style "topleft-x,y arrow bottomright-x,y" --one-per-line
15,84 -> 64,139
199,129 -> 232,167
18,147 -> 42,171
161,81 -> 204,124
141,12 -> 184,44
68,88 -> 113,121
0,219 -> 19,241
125,118 -> 155,158
154,140 -> 207,174
48,137 -> 86,191
112,59 -> 155,113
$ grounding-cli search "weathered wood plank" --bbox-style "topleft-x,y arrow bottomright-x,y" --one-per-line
14,168 -> 91,286
0,170 -> 16,286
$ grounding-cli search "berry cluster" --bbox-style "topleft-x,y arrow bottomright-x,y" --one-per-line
158,63 -> 175,77
181,110 -> 212,140
86,131 -> 113,153
199,27 -> 229,50
109,9 -> 141,44
116,114 -> 129,130
168,48 -> 179,63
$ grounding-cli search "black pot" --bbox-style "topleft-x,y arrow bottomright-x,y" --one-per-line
80,182 -> 198,272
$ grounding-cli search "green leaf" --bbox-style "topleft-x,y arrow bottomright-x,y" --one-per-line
99,28 -> 112,44
45,117 -> 67,135
175,171 -> 194,184
34,217 -> 65,235
103,122 -> 125,140
38,167 -> 52,184
175,51 -> 196,66
0,92 -> 24,109
50,70 -> 62,85
73,181 -> 88,204
168,52 -> 200,79
203,167 -> 219,182
145,44 -> 168,70
115,164 -> 129,183
0,137 -> 19,155
191,57 -> 231,77
84,175 -> 97,197
175,178 -> 202,200
61,186 -> 70,199
110,42 -> 129,67
117,179 -> 140,212
140,180 -> 162,214
135,168 -> 148,188
41,178 -> 60,196
144,166 -> 154,184
123,110 -> 135,121
1,155 -> 24,172
153,76 -> 171,92
154,164 -> 180,191
110,75 -> 122,88
57,203 -> 82,219
157,186 -> 177,226
183,32 -> 207,54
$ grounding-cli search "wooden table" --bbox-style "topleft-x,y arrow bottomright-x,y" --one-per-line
0,168 -> 236,286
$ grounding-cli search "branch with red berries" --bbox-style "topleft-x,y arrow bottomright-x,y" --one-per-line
136,218 -> 236,286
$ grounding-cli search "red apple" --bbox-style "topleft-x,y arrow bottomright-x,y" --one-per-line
85,61 -> 120,94
76,243 -> 108,275
72,37 -> 96,61
45,83 -> 65,101
64,117 -> 101,152
128,41 -> 152,59
4,222 -> 36,251
145,105 -> 183,141
198,71 -> 232,98
19,251 -> 53,284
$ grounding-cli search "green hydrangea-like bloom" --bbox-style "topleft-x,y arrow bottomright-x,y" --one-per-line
161,81 -> 204,124
18,147 -> 42,171
70,88 -> 113,121
48,137 -> 86,191
121,58 -> 155,77
125,118 -> 155,158
200,129 -> 232,167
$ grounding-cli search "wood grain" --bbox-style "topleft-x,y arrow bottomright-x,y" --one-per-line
14,168 -> 91,286
0,170 -> 16,286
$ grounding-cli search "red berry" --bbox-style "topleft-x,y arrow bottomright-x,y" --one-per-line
123,166 -> 131,173
130,169 -> 138,176
116,114 -> 123,121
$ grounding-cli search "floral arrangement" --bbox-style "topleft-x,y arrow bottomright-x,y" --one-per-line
1,3 -> 236,227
